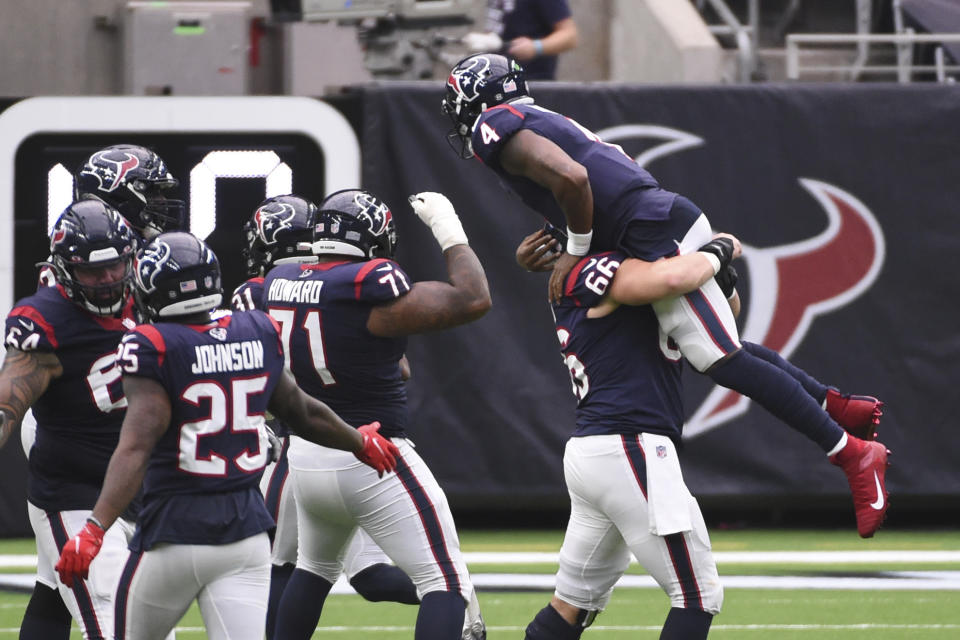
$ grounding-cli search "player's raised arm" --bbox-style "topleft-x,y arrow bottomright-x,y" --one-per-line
367,192 -> 491,337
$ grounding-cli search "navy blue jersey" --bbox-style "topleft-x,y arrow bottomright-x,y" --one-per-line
552,252 -> 684,440
117,311 -> 283,551
473,102 -> 682,259
231,277 -> 264,312
5,286 -> 136,512
263,259 -> 410,437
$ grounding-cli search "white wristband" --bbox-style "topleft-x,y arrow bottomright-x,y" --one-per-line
431,217 -> 469,252
566,228 -> 593,256
698,251 -> 722,275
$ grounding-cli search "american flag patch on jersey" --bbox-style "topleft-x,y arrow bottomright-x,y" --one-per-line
656,445 -> 667,459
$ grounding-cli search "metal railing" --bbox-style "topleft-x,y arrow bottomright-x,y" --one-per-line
785,33 -> 960,82
696,0 -> 759,82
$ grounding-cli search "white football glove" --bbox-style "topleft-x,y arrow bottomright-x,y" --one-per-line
462,32 -> 503,53
408,192 -> 468,251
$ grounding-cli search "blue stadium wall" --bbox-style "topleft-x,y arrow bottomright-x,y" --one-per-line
1,84 -> 958,535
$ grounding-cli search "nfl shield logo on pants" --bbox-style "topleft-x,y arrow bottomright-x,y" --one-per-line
656,445 -> 667,459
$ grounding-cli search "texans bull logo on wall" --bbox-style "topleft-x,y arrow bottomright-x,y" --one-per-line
597,125 -> 887,439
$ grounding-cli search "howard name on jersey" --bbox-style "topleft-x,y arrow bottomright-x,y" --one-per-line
553,252 -> 684,441
263,259 -> 411,437
4,285 -> 135,512
116,310 -> 283,551
472,102 -> 679,254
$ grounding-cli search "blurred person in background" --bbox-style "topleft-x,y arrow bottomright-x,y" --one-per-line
463,0 -> 579,80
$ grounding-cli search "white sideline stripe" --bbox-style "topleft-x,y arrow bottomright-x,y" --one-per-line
459,550 -> 960,564
4,549 -> 960,569
5,569 -> 960,594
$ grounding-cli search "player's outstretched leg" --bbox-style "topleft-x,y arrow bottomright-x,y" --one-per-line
272,568 -> 333,639
707,349 -> 847,452
741,342 -> 883,440
829,435 -> 891,538
415,590 -> 465,640
660,607 -> 713,640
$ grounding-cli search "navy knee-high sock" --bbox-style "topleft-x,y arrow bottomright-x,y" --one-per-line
741,341 -> 828,403
266,563 -> 295,640
525,604 -> 583,640
349,563 -> 420,604
660,607 -> 713,640
273,568 -> 333,640
708,349 -> 844,452
19,583 -> 71,640
415,591 -> 465,640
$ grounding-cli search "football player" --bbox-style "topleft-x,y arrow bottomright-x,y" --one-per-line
233,194 -> 422,639
74,144 -> 185,241
521,244 -> 735,640
0,200 -> 139,640
443,53 -> 890,538
54,232 -> 399,640
266,190 -> 489,639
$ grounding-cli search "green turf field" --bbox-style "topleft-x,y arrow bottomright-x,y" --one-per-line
1,529 -> 958,638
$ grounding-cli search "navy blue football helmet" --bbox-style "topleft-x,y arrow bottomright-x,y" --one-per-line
312,189 -> 397,259
133,232 -> 223,321
48,199 -> 137,316
442,53 -> 529,158
75,144 -> 185,239
242,194 -> 318,276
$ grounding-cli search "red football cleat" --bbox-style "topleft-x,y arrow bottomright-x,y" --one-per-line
825,388 -> 884,440
830,437 -> 891,538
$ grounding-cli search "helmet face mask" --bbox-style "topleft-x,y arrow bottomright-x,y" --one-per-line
133,232 -> 223,322
312,190 -> 397,260
48,199 -> 138,316
442,54 -> 529,159
242,195 -> 319,277
75,144 -> 185,238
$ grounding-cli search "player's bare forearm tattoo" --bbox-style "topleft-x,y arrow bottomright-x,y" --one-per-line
0,349 -> 61,425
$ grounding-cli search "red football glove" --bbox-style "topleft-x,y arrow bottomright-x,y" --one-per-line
354,422 -> 400,477
55,519 -> 105,588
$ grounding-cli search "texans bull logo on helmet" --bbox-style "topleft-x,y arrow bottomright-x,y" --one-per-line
597,125 -> 887,439
135,238 -> 172,294
254,202 -> 298,245
353,191 -> 393,237
79,150 -> 141,193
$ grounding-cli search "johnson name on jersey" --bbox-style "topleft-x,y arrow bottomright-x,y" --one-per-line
552,252 -> 685,440
5,286 -> 135,512
116,310 -> 284,550
472,102 -> 679,256
263,259 -> 411,437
